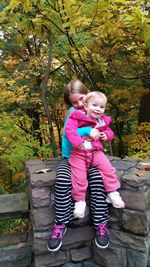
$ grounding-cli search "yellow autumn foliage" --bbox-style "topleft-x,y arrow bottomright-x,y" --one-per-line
127,123 -> 150,159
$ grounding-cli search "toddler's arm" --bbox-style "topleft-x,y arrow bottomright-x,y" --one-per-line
65,118 -> 84,147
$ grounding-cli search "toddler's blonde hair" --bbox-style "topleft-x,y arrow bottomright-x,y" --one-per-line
84,91 -> 107,105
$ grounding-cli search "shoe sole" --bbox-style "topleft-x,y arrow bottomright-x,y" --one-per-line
47,241 -> 62,252
95,238 -> 109,249
47,228 -> 67,252
113,204 -> 125,209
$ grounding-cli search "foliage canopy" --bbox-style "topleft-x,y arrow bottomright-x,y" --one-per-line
0,0 -> 149,195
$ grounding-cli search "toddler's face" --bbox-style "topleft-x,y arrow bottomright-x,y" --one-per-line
84,97 -> 106,120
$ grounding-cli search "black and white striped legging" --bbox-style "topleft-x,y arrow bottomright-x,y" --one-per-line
55,158 -> 109,227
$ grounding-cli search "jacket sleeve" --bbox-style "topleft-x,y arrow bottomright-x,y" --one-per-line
65,118 -> 84,148
76,127 -> 91,136
104,127 -> 114,141
101,115 -> 115,141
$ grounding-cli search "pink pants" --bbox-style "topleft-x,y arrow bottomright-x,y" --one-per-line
69,149 -> 120,201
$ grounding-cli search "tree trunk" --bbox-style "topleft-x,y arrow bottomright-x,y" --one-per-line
138,49 -> 150,124
40,45 -> 58,158
138,90 -> 150,124
27,109 -> 43,146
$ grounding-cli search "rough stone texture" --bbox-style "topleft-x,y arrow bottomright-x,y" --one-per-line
137,160 -> 150,171
93,245 -> 127,267
0,232 -> 32,267
30,172 -> 56,188
31,187 -> 50,208
122,209 -> 150,235
70,247 -> 92,262
148,255 -> 150,267
120,190 -> 149,211
110,229 -> 150,251
34,250 -> 69,267
26,157 -> 150,267
121,169 -> 150,190
127,249 -> 149,267
31,206 -> 55,231
0,192 -> 28,214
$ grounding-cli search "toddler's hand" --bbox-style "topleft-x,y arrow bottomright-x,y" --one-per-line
100,132 -> 108,141
89,129 -> 101,140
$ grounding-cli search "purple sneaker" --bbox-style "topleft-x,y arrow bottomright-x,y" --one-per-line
95,223 -> 109,249
47,224 -> 67,252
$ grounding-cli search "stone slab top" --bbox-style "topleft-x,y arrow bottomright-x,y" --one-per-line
26,157 -> 150,189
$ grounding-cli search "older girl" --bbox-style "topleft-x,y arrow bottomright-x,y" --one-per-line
47,80 -> 110,251
65,91 -> 125,218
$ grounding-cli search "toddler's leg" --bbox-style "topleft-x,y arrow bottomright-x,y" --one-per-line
74,200 -> 86,218
92,150 -> 120,192
69,150 -> 88,218
92,151 -> 125,208
106,191 -> 125,208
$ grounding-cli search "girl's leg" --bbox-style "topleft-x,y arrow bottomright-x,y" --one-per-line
47,158 -> 74,252
88,166 -> 109,227
88,166 -> 110,249
55,158 -> 74,225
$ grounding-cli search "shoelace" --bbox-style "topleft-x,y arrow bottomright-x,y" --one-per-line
97,223 -> 109,237
51,224 -> 65,239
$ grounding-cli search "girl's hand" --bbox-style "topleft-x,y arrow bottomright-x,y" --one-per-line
100,132 -> 108,141
89,129 -> 101,140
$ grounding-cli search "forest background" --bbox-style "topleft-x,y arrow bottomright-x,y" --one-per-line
0,0 -> 150,230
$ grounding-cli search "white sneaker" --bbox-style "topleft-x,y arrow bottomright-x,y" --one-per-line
74,201 -> 86,218
106,191 -> 125,209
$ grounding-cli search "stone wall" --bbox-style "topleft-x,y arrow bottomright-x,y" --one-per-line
0,232 -> 32,267
0,192 -> 32,267
26,157 -> 150,267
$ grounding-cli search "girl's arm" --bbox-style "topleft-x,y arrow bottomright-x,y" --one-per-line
76,127 -> 91,136
77,127 -> 101,140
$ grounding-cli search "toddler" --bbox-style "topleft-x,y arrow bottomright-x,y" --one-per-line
65,91 -> 125,218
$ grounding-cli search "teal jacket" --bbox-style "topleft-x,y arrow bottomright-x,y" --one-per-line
62,107 -> 92,158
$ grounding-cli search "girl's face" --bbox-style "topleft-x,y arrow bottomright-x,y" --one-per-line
84,97 -> 106,120
69,93 -> 86,109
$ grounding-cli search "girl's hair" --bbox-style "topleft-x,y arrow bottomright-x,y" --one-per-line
84,91 -> 107,105
64,79 -> 88,107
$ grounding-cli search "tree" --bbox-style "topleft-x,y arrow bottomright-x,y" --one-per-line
0,0 -> 149,159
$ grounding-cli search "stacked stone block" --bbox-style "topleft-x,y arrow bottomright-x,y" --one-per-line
26,157 -> 150,267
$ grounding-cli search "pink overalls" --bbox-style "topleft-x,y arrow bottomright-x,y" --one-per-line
65,110 -> 120,201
